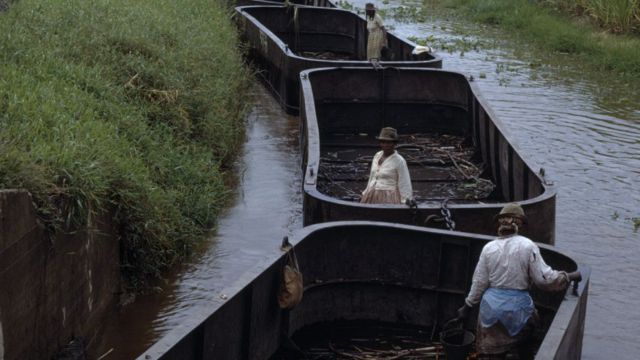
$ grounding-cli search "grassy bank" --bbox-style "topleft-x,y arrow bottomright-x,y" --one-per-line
0,0 -> 250,289
541,0 -> 640,34
436,0 -> 640,78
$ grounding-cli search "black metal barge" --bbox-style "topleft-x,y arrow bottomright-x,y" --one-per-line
236,5 -> 443,114
138,221 -> 589,359
235,0 -> 335,7
300,67 -> 558,244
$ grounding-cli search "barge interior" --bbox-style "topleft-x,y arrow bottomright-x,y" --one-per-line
138,222 -> 589,360
300,67 -> 556,243
318,132 -> 495,203
237,6 -> 442,114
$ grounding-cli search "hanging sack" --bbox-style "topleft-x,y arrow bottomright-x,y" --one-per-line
277,245 -> 303,309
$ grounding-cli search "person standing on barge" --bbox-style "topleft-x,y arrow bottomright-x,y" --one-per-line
457,203 -> 582,359
361,127 -> 413,205
365,3 -> 387,61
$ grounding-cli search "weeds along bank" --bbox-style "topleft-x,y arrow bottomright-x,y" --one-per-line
541,0 -> 640,34
438,0 -> 640,78
0,0 -> 250,289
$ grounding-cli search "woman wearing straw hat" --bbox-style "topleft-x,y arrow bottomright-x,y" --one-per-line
361,127 -> 413,204
365,3 -> 387,61
457,203 -> 582,359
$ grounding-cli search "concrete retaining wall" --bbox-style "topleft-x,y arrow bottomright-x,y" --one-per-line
0,190 -> 120,360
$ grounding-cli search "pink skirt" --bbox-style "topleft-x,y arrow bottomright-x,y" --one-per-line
360,188 -> 402,204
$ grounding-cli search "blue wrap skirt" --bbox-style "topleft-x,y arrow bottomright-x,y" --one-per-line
479,287 -> 535,337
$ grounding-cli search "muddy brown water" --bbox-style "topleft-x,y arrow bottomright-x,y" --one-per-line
95,1 -> 639,359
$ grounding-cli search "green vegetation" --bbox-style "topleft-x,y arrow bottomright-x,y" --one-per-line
436,0 -> 640,78
0,0 -> 250,289
387,5 -> 430,22
540,0 -> 640,34
408,33 -> 487,57
610,213 -> 638,233
336,0 -> 354,11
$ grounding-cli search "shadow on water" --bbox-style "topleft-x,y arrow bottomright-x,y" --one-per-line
98,1 -> 639,359
92,85 -> 302,359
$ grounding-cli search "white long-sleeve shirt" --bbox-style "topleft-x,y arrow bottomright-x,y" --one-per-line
465,235 -> 569,307
364,150 -> 413,203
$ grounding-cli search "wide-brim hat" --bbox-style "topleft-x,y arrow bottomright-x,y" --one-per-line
376,127 -> 399,142
365,3 -> 376,10
494,203 -> 527,223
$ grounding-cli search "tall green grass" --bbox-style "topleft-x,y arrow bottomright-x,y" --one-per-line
0,0 -> 250,288
439,0 -> 640,77
541,0 -> 640,34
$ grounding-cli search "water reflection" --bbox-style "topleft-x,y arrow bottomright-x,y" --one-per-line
382,1 -> 640,358
93,85 -> 302,359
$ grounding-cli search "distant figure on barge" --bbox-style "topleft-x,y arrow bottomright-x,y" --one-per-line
365,3 -> 387,61
361,127 -> 413,205
457,203 -> 582,359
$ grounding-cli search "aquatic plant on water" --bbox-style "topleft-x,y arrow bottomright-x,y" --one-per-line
434,0 -> 640,78
336,0 -> 354,10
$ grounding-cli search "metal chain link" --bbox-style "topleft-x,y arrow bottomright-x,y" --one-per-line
370,58 -> 383,70
408,200 -> 419,225
440,198 -> 455,230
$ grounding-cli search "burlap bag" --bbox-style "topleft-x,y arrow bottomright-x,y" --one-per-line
277,247 -> 303,309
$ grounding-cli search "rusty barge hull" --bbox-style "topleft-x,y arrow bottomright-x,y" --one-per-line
236,5 -> 443,114
138,222 -> 589,359
300,67 -> 557,244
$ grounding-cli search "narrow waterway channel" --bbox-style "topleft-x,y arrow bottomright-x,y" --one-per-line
93,85 -> 303,359
96,1 -> 639,359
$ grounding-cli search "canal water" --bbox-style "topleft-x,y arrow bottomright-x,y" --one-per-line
384,1 -> 640,359
95,1 -> 639,359
92,86 -> 304,359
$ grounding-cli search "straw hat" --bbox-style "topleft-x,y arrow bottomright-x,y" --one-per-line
495,203 -> 527,223
376,127 -> 399,142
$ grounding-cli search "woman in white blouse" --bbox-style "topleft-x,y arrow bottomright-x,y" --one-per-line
361,127 -> 413,204
365,3 -> 386,61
